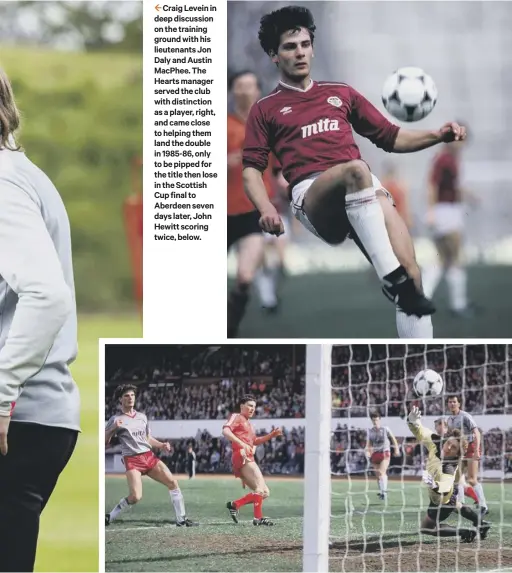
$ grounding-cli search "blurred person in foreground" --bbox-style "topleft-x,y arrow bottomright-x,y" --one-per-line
227,71 -> 286,336
223,394 -> 282,525
243,6 -> 469,338
381,162 -> 412,229
422,133 -> 478,316
105,384 -> 198,527
0,67 -> 80,573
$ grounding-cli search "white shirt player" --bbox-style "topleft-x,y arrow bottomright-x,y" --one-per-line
105,411 -> 151,457
368,426 -> 392,452
446,410 -> 477,443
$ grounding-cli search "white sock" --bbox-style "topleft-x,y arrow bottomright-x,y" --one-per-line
109,497 -> 131,521
345,187 -> 400,280
170,488 -> 186,521
422,264 -> 443,299
382,475 -> 388,493
254,268 -> 278,307
473,483 -> 487,509
378,477 -> 384,494
446,266 -> 467,311
396,310 -> 433,338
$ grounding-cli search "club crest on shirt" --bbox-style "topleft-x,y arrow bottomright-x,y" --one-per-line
327,96 -> 342,108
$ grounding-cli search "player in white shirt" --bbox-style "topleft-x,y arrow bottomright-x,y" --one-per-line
105,384 -> 198,527
365,411 -> 400,500
446,395 -> 488,515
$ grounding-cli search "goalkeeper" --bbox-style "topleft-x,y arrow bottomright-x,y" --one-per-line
407,406 -> 491,542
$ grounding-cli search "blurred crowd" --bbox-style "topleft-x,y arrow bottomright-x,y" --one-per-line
105,345 -> 305,421
330,423 -> 512,474
155,426 -> 305,476
106,344 -> 510,421
331,344 -> 512,417
135,423 -> 512,476
107,345 -> 303,383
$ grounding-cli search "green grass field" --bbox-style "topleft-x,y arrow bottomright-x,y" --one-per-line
105,475 -> 512,572
35,314 -> 141,573
235,265 -> 512,338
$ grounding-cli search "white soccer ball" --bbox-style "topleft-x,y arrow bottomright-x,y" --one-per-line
381,67 -> 438,122
413,369 -> 444,397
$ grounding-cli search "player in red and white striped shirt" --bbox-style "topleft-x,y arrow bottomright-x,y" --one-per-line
222,395 -> 282,525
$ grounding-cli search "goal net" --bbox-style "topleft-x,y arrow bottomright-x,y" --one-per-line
303,344 -> 512,573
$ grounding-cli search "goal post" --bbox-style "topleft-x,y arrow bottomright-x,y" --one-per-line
306,343 -> 511,573
303,344 -> 333,572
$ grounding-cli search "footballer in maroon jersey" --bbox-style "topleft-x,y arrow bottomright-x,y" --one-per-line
422,137 -> 477,316
242,6 -> 467,338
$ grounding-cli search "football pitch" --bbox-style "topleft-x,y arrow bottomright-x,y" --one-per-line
235,265 -> 512,338
105,475 -> 512,572
35,314 -> 141,573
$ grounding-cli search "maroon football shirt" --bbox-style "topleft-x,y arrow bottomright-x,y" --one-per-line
429,150 -> 460,203
243,80 -> 400,190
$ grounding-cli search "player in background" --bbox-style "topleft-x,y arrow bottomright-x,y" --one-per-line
228,70 -> 282,336
223,395 -> 282,525
434,417 -> 479,506
187,444 -> 196,479
243,6 -> 468,338
365,412 -> 400,500
446,395 -> 489,515
254,167 -> 290,312
407,407 -> 490,541
381,162 -> 412,230
422,136 -> 478,316
105,385 -> 198,527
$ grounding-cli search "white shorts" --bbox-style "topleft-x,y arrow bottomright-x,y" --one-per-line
290,172 -> 389,242
431,203 -> 465,237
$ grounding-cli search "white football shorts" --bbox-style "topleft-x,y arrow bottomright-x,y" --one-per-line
290,171 -> 389,242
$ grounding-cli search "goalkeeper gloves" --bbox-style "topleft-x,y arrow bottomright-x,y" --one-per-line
422,470 -> 438,491
408,406 -> 422,426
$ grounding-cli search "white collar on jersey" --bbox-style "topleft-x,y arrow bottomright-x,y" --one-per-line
278,78 -> 314,93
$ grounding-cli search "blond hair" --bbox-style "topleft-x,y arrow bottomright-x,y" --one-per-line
0,67 -> 21,151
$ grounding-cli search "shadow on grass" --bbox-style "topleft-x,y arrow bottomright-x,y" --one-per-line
108,543 -> 301,565
331,533 -> 419,554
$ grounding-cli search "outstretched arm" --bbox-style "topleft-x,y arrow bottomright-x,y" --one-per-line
393,122 -> 466,153
254,427 -> 282,446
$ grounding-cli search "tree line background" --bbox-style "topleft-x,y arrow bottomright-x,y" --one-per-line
1,0 -> 142,310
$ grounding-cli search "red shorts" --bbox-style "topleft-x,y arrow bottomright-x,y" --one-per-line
124,451 -> 160,475
465,442 -> 482,459
371,451 -> 390,465
232,450 -> 255,479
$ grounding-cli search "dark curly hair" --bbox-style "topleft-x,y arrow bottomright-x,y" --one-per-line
114,384 -> 137,401
258,6 -> 316,56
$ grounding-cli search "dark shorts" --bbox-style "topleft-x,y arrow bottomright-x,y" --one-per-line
227,210 -> 261,251
427,500 -> 456,523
